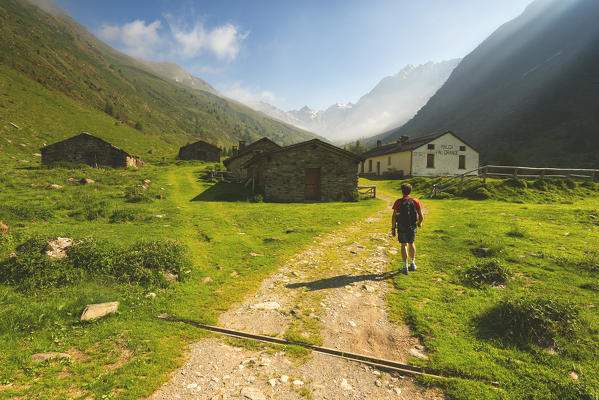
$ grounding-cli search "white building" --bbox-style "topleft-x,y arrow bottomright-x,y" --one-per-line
360,131 -> 479,177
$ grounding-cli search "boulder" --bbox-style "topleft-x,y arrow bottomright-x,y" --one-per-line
409,347 -> 429,360
80,178 -> 95,185
80,301 -> 119,321
65,177 -> 78,183
30,352 -> 71,362
47,184 -> 63,190
43,237 -> 73,259
0,221 -> 9,236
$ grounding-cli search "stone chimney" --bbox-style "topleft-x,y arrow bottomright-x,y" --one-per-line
377,140 -> 382,148
239,140 -> 246,150
232,146 -> 238,156
397,135 -> 409,144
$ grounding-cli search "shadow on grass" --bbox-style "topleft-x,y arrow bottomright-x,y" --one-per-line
286,271 -> 400,291
191,181 -> 252,202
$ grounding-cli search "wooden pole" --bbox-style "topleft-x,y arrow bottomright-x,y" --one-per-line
483,166 -> 487,186
513,167 -> 518,178
540,169 -> 545,180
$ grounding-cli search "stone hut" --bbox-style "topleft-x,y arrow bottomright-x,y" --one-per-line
242,139 -> 362,202
223,138 -> 281,179
41,133 -> 142,168
178,140 -> 221,161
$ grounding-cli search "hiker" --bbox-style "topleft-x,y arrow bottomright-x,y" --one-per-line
391,183 -> 424,274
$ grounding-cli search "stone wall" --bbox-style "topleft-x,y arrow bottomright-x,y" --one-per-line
226,140 -> 281,178
178,142 -> 221,161
41,133 -> 133,168
252,145 -> 359,202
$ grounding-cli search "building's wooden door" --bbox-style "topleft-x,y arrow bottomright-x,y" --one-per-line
376,161 -> 380,175
305,168 -> 321,201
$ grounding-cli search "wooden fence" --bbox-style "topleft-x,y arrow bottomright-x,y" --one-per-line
357,185 -> 376,198
431,165 -> 599,197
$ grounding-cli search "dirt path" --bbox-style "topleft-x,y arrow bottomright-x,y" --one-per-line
150,195 -> 443,400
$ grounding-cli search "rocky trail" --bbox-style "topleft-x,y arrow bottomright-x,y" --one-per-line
151,196 -> 442,400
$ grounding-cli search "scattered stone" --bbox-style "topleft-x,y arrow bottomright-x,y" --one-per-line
286,229 -> 297,234
263,237 -> 282,243
80,178 -> 95,185
292,380 -> 304,386
564,232 -> 570,236
202,277 -> 213,283
156,194 -> 166,200
164,271 -> 178,282
280,375 -> 289,383
590,215 -> 597,220
336,221 -> 342,225
414,344 -> 426,351
211,377 -> 220,383
155,214 -> 164,218
186,383 -> 198,389
148,149 -> 154,154
145,292 -> 156,299
47,183 -> 63,190
340,378 -> 352,391
251,301 -> 281,311
66,177 -> 78,182
362,284 -> 375,292
143,179 -> 151,184
268,379 -> 277,387
33,153 -> 41,157
409,348 -> 429,360
43,237 -> 73,259
526,252 -> 539,257
20,143 -> 27,147
557,246 -> 566,250
230,271 -> 239,277
348,320 -> 357,327
375,380 -> 382,387
80,301 -> 119,321
249,252 -> 263,257
394,388 -> 402,395
240,387 -> 265,400
350,250 -> 357,254
569,371 -> 579,380
471,247 -> 491,257
0,221 -> 9,236
30,352 -> 71,362
290,309 -> 301,315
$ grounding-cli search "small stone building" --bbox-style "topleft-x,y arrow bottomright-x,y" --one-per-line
360,131 -> 479,177
41,132 -> 142,168
243,139 -> 362,202
178,140 -> 221,161
223,138 -> 281,179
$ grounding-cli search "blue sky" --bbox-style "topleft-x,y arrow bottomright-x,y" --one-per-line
54,0 -> 532,111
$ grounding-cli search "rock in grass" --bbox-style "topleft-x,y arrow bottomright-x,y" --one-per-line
145,292 -> 156,299
47,183 -> 63,190
80,301 -> 119,321
0,221 -> 9,236
362,284 -> 375,292
241,387 -> 266,400
286,229 -> 297,234
409,347 -> 429,360
202,277 -> 213,283
31,352 -> 71,362
263,237 -> 282,243
471,247 -> 491,257
80,178 -> 95,185
43,237 -> 73,259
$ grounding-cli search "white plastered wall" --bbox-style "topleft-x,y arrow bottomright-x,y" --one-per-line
411,133 -> 479,177
361,151 -> 411,176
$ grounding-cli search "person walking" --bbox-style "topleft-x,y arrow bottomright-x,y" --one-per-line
391,183 -> 424,274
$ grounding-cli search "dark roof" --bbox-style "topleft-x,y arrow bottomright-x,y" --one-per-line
242,139 -> 361,168
360,131 -> 475,158
179,140 -> 221,152
41,132 -> 135,157
223,137 -> 281,166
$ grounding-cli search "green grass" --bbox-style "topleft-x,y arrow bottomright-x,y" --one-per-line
367,177 -> 599,400
0,164 -> 383,399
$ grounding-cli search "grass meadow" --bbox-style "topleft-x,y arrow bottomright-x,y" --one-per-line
0,163 -> 382,399
368,177 -> 599,400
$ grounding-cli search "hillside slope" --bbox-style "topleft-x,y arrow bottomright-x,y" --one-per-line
381,0 -> 599,167
0,0 -> 318,165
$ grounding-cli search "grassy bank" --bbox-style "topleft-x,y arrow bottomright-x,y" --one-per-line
0,164 -> 383,399
369,177 -> 599,400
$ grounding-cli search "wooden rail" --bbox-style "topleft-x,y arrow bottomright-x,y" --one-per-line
357,185 -> 376,198
432,165 -> 599,197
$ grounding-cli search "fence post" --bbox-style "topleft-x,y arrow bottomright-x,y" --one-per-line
459,176 -> 464,194
540,169 -> 545,180
513,167 -> 518,178
482,166 -> 487,186
592,171 -> 596,181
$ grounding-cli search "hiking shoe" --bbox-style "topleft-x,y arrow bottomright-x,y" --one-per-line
408,263 -> 417,271
400,267 -> 409,275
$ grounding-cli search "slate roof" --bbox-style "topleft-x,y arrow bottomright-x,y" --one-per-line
179,140 -> 221,152
41,132 -> 135,156
360,131 -> 475,158
223,137 -> 281,167
242,139 -> 361,168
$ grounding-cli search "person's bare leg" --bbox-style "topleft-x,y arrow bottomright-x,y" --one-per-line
401,243 -> 408,263
409,242 -> 416,260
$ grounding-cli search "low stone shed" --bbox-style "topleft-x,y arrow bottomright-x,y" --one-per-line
41,133 -> 141,168
178,140 -> 221,161
243,139 -> 361,202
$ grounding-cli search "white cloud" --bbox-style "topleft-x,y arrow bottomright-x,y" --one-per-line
166,16 -> 249,61
221,83 -> 279,104
98,20 -> 162,58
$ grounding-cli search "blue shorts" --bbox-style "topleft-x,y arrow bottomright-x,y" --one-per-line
397,227 -> 417,244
